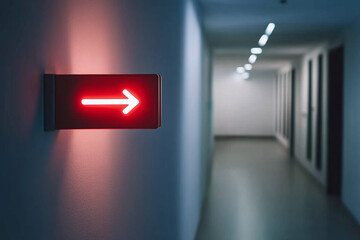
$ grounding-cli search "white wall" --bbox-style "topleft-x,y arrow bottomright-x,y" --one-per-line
292,28 -> 360,225
212,55 -> 277,136
275,65 -> 293,147
0,0 -> 211,239
180,1 -> 212,240
293,45 -> 329,186
342,18 -> 360,223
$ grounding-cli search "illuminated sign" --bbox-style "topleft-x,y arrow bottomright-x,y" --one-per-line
81,89 -> 139,114
44,74 -> 161,130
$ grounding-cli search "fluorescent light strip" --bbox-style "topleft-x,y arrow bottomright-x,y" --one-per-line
251,47 -> 262,54
242,72 -> 250,80
258,34 -> 268,47
249,54 -> 257,64
265,23 -> 275,35
236,67 -> 245,73
245,64 -> 252,70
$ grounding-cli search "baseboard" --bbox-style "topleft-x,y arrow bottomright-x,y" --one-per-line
215,135 -> 275,139
275,133 -> 289,148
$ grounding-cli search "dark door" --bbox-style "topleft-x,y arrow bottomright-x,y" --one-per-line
307,60 -> 313,161
316,54 -> 323,170
289,69 -> 296,157
327,46 -> 344,196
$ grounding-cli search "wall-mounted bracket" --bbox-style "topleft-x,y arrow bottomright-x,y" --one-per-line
44,74 -> 56,131
43,74 -> 161,130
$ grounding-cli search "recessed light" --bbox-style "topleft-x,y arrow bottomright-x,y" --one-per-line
236,67 -> 245,73
258,34 -> 269,47
251,48 -> 262,54
265,23 -> 276,35
242,72 -> 250,80
249,55 -> 257,64
245,64 -> 253,70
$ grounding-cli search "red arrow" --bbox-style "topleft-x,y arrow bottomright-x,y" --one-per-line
81,89 -> 140,114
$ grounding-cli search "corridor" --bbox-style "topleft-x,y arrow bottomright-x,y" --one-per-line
3,0 -> 360,239
196,138 -> 360,240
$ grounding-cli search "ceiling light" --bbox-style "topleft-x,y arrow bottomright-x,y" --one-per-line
265,23 -> 276,35
242,72 -> 250,80
251,48 -> 262,54
245,64 -> 252,70
249,55 -> 257,64
236,67 -> 245,73
258,34 -> 269,47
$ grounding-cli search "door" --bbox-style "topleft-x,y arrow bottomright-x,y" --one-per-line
327,46 -> 344,196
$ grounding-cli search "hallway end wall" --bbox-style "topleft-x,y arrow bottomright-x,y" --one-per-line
212,54 -> 277,137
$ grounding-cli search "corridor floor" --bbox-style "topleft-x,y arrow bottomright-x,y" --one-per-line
196,138 -> 360,240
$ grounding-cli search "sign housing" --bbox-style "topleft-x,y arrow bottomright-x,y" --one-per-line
44,74 -> 162,130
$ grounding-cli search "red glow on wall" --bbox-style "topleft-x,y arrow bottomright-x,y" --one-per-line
45,1 -> 132,238
45,74 -> 161,129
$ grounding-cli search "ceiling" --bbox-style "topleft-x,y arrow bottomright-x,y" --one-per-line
200,0 -> 360,55
213,52 -> 294,73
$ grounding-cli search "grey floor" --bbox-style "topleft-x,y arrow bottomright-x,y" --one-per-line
196,138 -> 360,240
